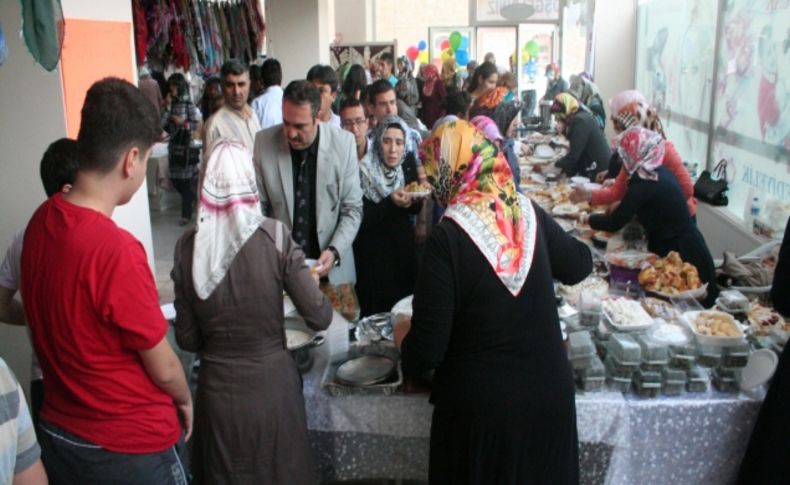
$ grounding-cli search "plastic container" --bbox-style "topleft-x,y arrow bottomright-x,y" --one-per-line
607,333 -> 642,365
576,357 -> 606,392
607,376 -> 632,393
687,366 -> 709,393
748,335 -> 776,350
712,367 -> 741,393
722,343 -> 751,368
604,354 -> 639,380
637,334 -> 669,363
594,321 -> 611,341
696,343 -> 722,368
569,331 -> 596,370
662,367 -> 687,396
633,369 -> 662,398
683,310 -> 746,347
668,343 -> 696,369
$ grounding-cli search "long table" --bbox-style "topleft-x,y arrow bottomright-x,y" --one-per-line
304,347 -> 762,485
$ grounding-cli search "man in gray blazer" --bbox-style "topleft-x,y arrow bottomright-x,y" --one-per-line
253,80 -> 363,283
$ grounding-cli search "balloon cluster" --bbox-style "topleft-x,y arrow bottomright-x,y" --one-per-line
405,31 -> 470,66
521,39 -> 540,79
406,39 -> 429,65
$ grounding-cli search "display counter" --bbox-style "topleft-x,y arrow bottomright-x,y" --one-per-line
303,347 -> 761,485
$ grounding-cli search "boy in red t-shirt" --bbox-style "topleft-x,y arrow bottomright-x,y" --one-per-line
21,78 -> 193,483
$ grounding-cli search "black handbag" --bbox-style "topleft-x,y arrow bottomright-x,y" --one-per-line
694,159 -> 729,206
168,126 -> 200,169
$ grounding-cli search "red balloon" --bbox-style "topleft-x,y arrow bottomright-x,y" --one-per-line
440,39 -> 450,50
406,46 -> 419,61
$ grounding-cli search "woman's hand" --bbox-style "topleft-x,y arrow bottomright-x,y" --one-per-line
570,186 -> 592,204
595,171 -> 608,184
392,189 -> 413,208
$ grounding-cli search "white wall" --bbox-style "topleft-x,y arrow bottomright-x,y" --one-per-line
335,0 -> 369,43
592,0 -> 636,141
266,0 -> 333,83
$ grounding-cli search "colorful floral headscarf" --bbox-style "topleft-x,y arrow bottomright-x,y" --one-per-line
470,86 -> 509,119
360,116 -> 411,202
615,126 -> 666,182
550,92 -> 587,121
470,115 -> 504,143
419,120 -> 537,296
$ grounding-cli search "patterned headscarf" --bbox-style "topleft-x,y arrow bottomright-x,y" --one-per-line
397,56 -> 413,79
359,116 -> 411,203
193,139 -> 264,299
422,64 -> 440,97
470,115 -> 503,143
419,120 -> 537,296
441,58 -> 457,87
469,86 -> 509,119
568,74 -> 600,106
609,90 -> 666,138
550,92 -> 588,121
615,126 -> 666,182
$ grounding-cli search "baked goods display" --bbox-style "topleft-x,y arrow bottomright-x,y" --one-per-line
606,250 -> 657,269
690,311 -> 741,337
748,302 -> 788,335
602,298 -> 654,329
641,297 -> 681,321
638,251 -> 702,295
319,283 -> 360,322
404,181 -> 430,194
558,276 -> 609,306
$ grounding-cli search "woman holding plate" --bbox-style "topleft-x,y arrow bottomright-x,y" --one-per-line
353,115 -> 427,317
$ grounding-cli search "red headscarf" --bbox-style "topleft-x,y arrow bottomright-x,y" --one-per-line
422,64 -> 440,97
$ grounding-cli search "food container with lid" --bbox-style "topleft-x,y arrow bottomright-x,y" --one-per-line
662,367 -> 687,396
607,376 -> 632,393
569,331 -> 596,370
717,290 -> 749,313
696,343 -> 722,367
576,357 -> 605,392
722,342 -> 751,368
712,367 -> 741,393
683,310 -> 746,347
668,343 -> 696,369
594,321 -> 611,341
686,366 -> 709,392
603,298 -> 655,332
637,334 -> 669,364
607,333 -> 642,365
604,354 -> 639,380
633,369 -> 662,398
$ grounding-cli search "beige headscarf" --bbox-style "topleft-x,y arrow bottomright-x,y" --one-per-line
192,139 -> 264,299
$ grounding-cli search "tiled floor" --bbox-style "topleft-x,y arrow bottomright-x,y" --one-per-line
150,200 -> 194,304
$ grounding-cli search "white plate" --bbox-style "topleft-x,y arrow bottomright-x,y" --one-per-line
552,203 -> 580,217
740,349 -> 779,391
406,191 -> 431,197
570,176 -> 590,185
602,303 -> 655,332
682,310 -> 745,346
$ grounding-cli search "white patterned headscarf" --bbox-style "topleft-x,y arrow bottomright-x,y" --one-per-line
359,116 -> 412,202
192,139 -> 264,299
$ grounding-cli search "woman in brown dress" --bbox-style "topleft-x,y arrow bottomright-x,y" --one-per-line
171,139 -> 332,484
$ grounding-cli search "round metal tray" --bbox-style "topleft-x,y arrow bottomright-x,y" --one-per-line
334,354 -> 397,387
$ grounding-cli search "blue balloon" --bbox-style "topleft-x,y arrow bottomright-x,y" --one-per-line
455,49 -> 469,66
460,36 -> 469,51
417,40 -> 427,51
526,59 -> 538,78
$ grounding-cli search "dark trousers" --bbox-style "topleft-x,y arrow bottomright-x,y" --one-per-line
30,378 -> 43,431
170,177 -> 197,220
39,422 -> 190,485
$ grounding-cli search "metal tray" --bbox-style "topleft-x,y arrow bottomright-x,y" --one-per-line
321,343 -> 403,396
335,355 -> 396,386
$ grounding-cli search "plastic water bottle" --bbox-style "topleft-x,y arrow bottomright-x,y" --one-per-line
750,197 -> 761,218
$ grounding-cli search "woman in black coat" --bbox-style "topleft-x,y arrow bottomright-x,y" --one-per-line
551,93 -> 610,179
353,116 -> 425,316
397,120 -> 592,484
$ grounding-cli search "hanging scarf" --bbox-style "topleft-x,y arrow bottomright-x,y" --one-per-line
360,116 -> 411,203
192,139 -> 264,299
615,126 -> 666,182
20,0 -> 64,71
422,64 -> 440,97
420,120 -> 537,296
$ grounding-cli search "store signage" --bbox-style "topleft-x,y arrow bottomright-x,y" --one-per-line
475,0 -> 561,23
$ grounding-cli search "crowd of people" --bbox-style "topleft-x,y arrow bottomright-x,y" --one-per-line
0,49 -> 788,485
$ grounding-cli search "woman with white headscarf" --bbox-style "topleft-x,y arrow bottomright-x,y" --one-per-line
171,140 -> 332,484
354,115 -> 426,316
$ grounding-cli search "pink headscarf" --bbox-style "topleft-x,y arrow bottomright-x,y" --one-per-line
608,90 -> 648,121
422,64 -> 440,97
615,126 -> 666,182
470,115 -> 504,143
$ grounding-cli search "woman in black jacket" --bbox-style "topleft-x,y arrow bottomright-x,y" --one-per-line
551,93 -> 610,179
